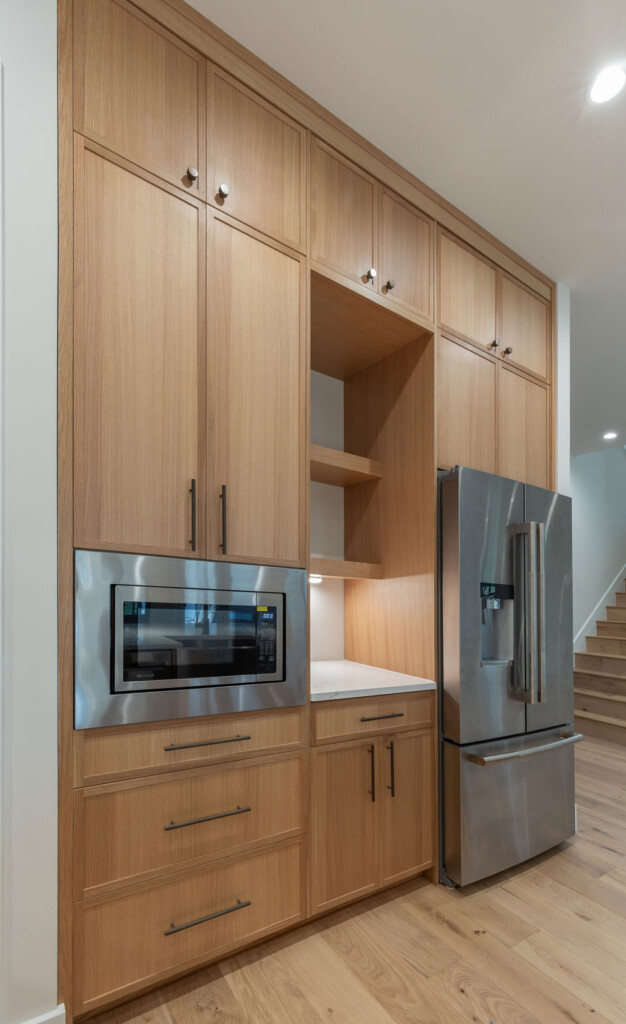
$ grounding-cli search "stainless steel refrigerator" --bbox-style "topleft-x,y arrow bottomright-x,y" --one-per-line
440,466 -> 582,887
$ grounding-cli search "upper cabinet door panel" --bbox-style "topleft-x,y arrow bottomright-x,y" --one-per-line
74,143 -> 203,556
208,69 -> 306,251
500,275 -> 550,381
379,190 -> 433,320
498,368 -> 548,488
437,336 -> 496,474
310,139 -> 377,286
75,0 -> 205,192
211,216 -> 305,566
438,232 -> 497,350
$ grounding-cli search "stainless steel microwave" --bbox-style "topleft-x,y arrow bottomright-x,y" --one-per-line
74,550 -> 307,729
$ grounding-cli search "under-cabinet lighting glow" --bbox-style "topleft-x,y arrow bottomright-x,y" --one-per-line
590,65 -> 626,103
309,574 -> 323,584
602,431 -> 618,440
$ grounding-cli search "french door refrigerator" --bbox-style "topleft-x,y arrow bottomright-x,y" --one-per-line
440,466 -> 582,887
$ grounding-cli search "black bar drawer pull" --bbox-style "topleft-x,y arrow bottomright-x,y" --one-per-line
360,712 -> 405,723
368,743 -> 376,802
387,740 -> 395,797
165,897 -> 251,936
164,805 -> 251,832
220,484 -> 227,554
164,734 -> 251,752
189,478 -> 197,551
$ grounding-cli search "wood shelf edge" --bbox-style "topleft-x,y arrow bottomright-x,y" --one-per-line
309,557 -> 382,580
309,444 -> 382,487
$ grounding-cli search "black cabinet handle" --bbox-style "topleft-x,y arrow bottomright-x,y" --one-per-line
220,483 -> 227,554
164,805 -> 251,831
387,741 -> 395,797
164,733 -> 251,752
360,712 -> 404,723
368,743 -> 376,802
189,478 -> 197,551
165,897 -> 250,936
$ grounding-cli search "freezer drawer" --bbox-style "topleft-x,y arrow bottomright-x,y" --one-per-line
443,728 -> 580,887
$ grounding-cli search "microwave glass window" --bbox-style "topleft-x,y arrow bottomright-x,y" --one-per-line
122,601 -> 277,683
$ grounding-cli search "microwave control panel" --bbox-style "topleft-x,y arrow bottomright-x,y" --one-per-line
256,605 -> 277,674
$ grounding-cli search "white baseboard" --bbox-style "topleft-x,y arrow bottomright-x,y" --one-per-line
574,561 -> 626,652
21,1005 -> 65,1024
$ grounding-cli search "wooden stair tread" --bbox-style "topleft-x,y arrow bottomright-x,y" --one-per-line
586,634 -> 626,642
574,668 -> 626,682
576,651 -> 626,661
575,709 -> 626,728
575,688 -> 626,704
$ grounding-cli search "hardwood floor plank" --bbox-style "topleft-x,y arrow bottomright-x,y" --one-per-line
163,965 -> 246,1024
427,960 -> 541,1024
219,940 -> 324,1024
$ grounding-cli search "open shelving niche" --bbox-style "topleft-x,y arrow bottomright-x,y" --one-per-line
308,269 -> 438,686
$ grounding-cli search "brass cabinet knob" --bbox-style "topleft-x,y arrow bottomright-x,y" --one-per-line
367,267 -> 377,281
187,165 -> 199,182
218,183 -> 230,199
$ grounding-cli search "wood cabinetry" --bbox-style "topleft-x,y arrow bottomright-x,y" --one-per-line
500,274 -> 550,380
208,68 -> 306,250
379,729 -> 434,886
210,214 -> 305,565
74,0 -> 205,193
499,368 -> 549,488
379,189 -> 433,319
439,231 -> 497,349
73,140 -> 205,555
437,335 -> 496,474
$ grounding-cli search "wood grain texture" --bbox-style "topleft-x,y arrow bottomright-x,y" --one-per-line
500,273 -> 550,382
379,730 -> 434,886
308,557 -> 382,580
74,839 -> 305,1015
73,141 -> 205,555
309,444 -> 382,487
498,366 -> 548,488
75,0 -> 205,193
312,692 -> 434,745
310,138 -> 377,286
210,213 -> 305,565
438,230 -> 497,350
208,66 -> 306,251
88,738 -> 626,1024
74,751 -> 305,899
379,189 -> 433,321
344,336 -> 436,680
436,334 -> 496,473
310,268 -> 430,380
74,706 -> 306,787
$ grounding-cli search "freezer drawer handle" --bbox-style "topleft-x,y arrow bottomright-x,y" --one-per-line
165,897 -> 251,936
164,734 -> 252,752
164,805 -> 251,831
360,712 -> 404,722
466,733 -> 583,766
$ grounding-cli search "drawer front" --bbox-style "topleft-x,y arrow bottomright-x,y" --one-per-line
74,839 -> 305,1014
74,706 -> 305,785
313,692 -> 434,744
74,751 -> 306,899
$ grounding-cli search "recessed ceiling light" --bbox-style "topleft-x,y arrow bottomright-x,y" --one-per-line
603,431 -> 618,440
590,65 -> 626,103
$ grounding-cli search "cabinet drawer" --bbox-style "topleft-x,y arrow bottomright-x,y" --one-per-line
74,706 -> 306,786
74,751 -> 306,899
73,839 -> 305,1015
312,692 -> 434,744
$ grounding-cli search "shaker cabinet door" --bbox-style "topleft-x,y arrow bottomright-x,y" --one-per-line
379,730 -> 434,887
437,335 -> 496,474
379,190 -> 433,320
75,0 -> 205,192
500,274 -> 550,382
74,141 -> 204,556
210,215 -> 305,565
438,231 -> 497,351
208,68 -> 306,250
498,367 -> 549,488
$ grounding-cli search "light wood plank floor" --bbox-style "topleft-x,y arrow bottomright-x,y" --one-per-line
91,736 -> 626,1024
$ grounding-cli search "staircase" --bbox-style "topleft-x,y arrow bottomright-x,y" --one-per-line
574,582 -> 626,744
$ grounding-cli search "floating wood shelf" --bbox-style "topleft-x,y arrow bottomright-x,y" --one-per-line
310,268 -> 431,380
309,557 -> 382,580
310,444 -> 382,487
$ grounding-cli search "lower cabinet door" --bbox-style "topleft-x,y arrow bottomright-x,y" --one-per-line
310,739 -> 378,913
73,839 -> 305,1015
379,730 -> 434,886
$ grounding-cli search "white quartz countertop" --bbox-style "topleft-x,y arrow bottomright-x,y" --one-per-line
310,660 -> 436,702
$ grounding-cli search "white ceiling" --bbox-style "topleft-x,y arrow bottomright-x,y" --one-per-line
190,0 -> 626,455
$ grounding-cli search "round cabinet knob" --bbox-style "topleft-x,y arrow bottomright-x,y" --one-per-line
367,267 -> 377,282
386,279 -> 395,291
187,165 -> 199,182
489,339 -> 500,350
217,183 -> 230,199
504,347 -> 513,356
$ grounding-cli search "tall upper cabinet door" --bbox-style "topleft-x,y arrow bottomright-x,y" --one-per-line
210,215 -> 305,566
379,190 -> 433,320
500,275 -> 550,381
437,336 -> 496,474
208,68 -> 306,251
74,0 -> 205,193
498,367 -> 549,488
438,231 -> 497,350
74,141 -> 204,556
310,139 -> 377,287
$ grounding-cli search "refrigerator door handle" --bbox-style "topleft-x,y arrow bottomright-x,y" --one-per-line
466,732 -> 583,766
510,521 -> 546,705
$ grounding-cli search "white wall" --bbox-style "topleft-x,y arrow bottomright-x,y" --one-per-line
556,282 -> 571,496
0,2 -> 61,1023
571,447 -> 626,649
